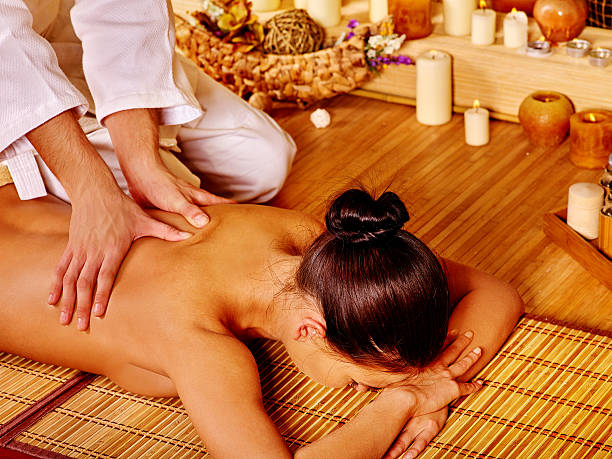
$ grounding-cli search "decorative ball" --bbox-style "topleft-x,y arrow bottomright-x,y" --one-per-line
263,9 -> 325,55
533,0 -> 588,43
518,91 -> 574,147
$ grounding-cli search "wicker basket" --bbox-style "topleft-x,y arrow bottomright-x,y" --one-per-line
587,0 -> 612,29
175,14 -> 377,111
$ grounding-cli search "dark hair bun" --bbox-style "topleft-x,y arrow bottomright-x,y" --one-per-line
325,189 -> 410,243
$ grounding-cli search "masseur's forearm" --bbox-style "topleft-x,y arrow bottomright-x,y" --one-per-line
295,390 -> 415,459
445,259 -> 524,381
26,109 -> 120,198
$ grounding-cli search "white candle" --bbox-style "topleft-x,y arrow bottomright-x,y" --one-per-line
252,0 -> 280,11
567,183 -> 604,240
471,2 -> 496,45
370,0 -> 388,23
464,100 -> 490,145
294,0 -> 308,8
308,0 -> 341,27
416,50 -> 452,126
443,0 -> 476,36
503,8 -> 528,48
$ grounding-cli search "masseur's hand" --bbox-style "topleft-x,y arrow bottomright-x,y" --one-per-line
106,108 -> 233,229
52,185 -> 192,330
383,408 -> 448,459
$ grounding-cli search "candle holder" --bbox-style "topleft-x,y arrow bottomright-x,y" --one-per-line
588,48 -> 612,68
565,39 -> 591,58
569,110 -> 612,169
518,91 -> 574,147
527,39 -> 552,57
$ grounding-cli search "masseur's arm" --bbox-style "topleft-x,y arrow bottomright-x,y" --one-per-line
170,332 -> 481,458
26,110 -> 193,330
384,259 -> 524,459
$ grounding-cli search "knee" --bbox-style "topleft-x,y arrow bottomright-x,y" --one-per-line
237,126 -> 297,203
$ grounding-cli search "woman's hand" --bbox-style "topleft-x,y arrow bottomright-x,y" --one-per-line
383,407 -> 448,459
392,331 -> 483,417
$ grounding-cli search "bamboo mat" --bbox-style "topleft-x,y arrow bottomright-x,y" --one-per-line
1,316 -> 611,458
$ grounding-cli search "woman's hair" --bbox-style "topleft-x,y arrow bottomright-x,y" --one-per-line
295,189 -> 450,372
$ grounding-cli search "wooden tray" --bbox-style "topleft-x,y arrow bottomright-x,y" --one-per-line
543,208 -> 612,290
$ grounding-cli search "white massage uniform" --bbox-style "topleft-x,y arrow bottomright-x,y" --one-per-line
0,0 -> 296,203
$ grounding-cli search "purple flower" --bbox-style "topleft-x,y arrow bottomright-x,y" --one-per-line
348,19 -> 360,29
396,55 -> 413,65
368,59 -> 378,67
347,31 -> 355,40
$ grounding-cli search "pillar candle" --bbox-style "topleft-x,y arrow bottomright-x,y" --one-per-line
294,0 -> 308,8
464,100 -> 490,145
252,0 -> 280,11
370,0 -> 389,23
569,110 -> 612,169
503,8 -> 528,48
567,183 -> 604,240
471,1 -> 496,45
308,0 -> 341,27
416,50 -> 452,126
443,0 -> 476,36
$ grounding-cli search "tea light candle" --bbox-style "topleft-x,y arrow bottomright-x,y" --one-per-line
443,0 -> 476,36
503,8 -> 527,48
294,0 -> 308,8
252,0 -> 280,11
567,183 -> 604,240
416,50 -> 452,126
471,1 -> 496,46
527,38 -> 552,57
588,48 -> 612,68
566,39 -> 591,58
370,0 -> 388,23
569,110 -> 612,169
464,100 -> 490,146
308,0 -> 341,27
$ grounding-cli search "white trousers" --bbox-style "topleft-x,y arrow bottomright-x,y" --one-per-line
38,66 -> 297,204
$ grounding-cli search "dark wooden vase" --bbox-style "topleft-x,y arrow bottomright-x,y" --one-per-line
533,0 -> 588,43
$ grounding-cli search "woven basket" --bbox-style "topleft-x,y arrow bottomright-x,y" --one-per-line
175,14 -> 376,111
587,0 -> 612,29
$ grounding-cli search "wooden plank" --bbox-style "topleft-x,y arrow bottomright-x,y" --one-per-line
543,209 -> 612,290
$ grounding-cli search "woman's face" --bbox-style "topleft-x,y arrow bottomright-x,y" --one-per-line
286,341 -> 410,391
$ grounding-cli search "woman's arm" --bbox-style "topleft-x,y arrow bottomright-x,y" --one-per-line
444,258 -> 524,380
169,330 -> 481,458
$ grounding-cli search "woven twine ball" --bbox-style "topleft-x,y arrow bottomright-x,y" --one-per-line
263,9 -> 325,55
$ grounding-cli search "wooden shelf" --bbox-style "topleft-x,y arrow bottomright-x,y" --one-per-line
543,209 -> 612,290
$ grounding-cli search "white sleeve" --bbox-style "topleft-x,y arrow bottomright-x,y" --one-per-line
0,0 -> 88,153
70,0 -> 202,125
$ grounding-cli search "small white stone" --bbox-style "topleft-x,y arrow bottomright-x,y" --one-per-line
310,108 -> 331,128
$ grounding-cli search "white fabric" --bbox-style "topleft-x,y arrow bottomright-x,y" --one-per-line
0,0 -> 296,203
38,56 -> 297,204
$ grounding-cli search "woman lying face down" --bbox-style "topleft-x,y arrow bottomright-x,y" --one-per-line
0,185 -> 524,459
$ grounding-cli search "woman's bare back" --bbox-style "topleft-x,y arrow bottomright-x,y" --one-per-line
0,185 -> 320,396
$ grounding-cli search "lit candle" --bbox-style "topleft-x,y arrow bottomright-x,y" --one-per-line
443,0 -> 476,36
464,100 -> 490,146
588,47 -> 612,68
471,1 -> 496,46
569,110 -> 612,169
416,50 -> 452,126
566,39 -> 591,58
252,0 -> 280,11
567,183 -> 604,240
503,8 -> 527,48
307,0 -> 341,27
527,37 -> 552,57
370,0 -> 389,23
294,0 -> 308,8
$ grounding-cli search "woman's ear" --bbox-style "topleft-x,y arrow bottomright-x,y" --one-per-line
294,317 -> 327,342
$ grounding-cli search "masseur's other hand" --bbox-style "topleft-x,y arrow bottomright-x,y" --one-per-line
124,161 -> 234,228
49,185 -> 192,331
106,108 -> 234,230
392,331 -> 483,418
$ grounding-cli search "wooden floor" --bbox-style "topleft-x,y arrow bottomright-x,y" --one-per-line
268,95 -> 612,332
